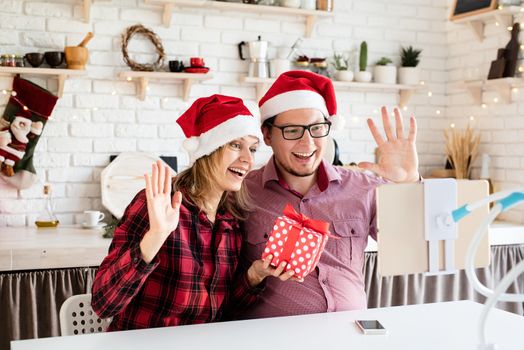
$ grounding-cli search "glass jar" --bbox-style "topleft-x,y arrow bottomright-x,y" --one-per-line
35,184 -> 60,228
316,0 -> 332,11
15,55 -> 24,67
3,54 -> 16,67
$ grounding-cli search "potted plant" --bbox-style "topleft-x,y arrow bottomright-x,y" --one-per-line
331,53 -> 353,81
373,57 -> 396,84
355,41 -> 372,82
399,45 -> 422,85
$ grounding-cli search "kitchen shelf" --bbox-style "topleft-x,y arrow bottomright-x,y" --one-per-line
451,6 -> 522,42
82,0 -> 91,22
118,70 -> 214,101
453,77 -> 524,104
240,76 -> 423,107
144,0 -> 333,37
0,66 -> 86,98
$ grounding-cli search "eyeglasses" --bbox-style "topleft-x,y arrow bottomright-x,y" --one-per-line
268,121 -> 331,140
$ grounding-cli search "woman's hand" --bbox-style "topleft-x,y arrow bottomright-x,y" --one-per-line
246,255 -> 302,287
139,160 -> 182,263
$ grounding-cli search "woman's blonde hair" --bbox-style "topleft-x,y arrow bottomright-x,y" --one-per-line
174,145 -> 252,221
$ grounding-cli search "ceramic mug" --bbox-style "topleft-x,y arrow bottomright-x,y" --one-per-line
83,210 -> 105,227
190,57 -> 205,67
169,60 -> 184,72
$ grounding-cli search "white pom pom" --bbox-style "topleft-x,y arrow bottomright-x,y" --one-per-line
330,114 -> 345,131
183,137 -> 199,153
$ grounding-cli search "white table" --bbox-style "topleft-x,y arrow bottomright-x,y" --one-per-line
10,301 -> 524,350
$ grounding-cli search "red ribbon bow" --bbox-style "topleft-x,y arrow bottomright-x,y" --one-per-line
283,204 -> 330,235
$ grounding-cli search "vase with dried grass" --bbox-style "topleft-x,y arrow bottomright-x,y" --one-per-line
444,125 -> 480,179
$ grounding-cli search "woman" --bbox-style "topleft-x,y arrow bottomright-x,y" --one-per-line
91,95 -> 294,331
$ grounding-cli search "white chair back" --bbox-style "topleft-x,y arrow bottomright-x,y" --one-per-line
59,293 -> 111,336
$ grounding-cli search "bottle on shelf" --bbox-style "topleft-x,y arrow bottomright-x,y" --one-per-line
35,184 -> 60,228
479,154 -> 494,204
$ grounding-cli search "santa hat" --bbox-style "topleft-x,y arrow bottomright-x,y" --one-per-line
177,94 -> 263,164
258,70 -> 344,130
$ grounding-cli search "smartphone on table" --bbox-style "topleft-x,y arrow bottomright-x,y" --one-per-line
355,319 -> 387,335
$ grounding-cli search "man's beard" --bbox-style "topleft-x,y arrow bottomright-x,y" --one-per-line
276,159 -> 316,178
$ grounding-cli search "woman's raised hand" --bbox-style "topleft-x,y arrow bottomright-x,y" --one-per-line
144,160 -> 182,239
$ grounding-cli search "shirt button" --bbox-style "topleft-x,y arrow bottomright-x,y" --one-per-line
133,258 -> 139,263
351,229 -> 355,234
263,233 -> 268,239
322,279 -> 327,284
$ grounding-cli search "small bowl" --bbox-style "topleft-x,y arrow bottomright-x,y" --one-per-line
24,53 -> 45,68
44,51 -> 65,68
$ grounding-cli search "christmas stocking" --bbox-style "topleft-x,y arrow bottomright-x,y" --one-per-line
0,77 -> 58,189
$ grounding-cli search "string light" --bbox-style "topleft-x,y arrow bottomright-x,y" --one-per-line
469,115 -> 475,121
450,123 -> 455,128
162,97 -> 169,103
512,87 -> 519,93
427,91 -> 432,97
126,77 -> 132,81
23,105 -> 28,111
92,107 -> 98,111
146,86 -> 150,91
352,116 -> 359,124
436,110 -> 441,115
403,106 -> 408,111
111,90 -> 116,95
481,103 -> 487,109
495,22 -> 500,26
1,90 -> 6,95
372,109 -> 378,114
493,97 -> 499,103
420,81 -> 425,85
507,26 -> 513,31
11,91 -> 16,96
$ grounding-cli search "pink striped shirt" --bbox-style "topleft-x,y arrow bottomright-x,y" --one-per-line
239,158 -> 386,319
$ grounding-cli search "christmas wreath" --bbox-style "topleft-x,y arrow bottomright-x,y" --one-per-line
121,24 -> 166,71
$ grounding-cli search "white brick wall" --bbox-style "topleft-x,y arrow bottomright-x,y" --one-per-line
1,0 -> 455,226
446,4 -> 524,223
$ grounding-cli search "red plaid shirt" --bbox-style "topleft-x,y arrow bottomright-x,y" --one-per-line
91,189 -> 258,330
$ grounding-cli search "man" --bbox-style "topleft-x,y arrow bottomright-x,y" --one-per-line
237,70 -> 420,319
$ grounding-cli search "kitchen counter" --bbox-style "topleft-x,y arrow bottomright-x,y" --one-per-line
1,221 -> 523,271
0,225 -> 110,271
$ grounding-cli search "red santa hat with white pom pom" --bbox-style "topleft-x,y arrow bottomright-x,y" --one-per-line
177,94 -> 263,164
258,70 -> 344,130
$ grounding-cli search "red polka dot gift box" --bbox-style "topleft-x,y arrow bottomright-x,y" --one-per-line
261,204 -> 331,279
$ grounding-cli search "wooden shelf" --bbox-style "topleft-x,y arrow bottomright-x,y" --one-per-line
0,66 -> 86,98
451,6 -> 522,42
82,0 -> 91,22
453,77 -> 524,104
144,0 -> 333,37
241,76 -> 423,107
118,71 -> 214,101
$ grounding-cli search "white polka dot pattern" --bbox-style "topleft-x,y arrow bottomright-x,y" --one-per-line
261,215 -> 330,279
